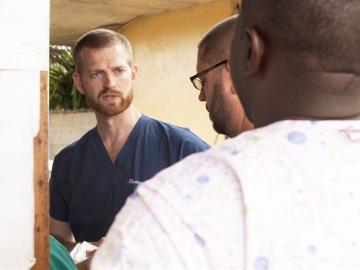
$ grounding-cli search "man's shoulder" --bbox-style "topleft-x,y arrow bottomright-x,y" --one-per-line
142,115 -> 209,147
141,115 -> 191,134
213,119 -> 354,163
54,127 -> 96,161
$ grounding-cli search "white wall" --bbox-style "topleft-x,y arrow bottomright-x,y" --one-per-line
0,0 -> 49,269
50,111 -> 96,159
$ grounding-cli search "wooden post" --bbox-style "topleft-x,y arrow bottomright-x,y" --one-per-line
32,71 -> 49,270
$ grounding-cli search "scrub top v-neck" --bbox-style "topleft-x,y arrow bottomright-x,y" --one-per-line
50,115 -> 210,242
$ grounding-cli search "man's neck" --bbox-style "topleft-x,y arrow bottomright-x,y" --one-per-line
252,54 -> 360,127
95,105 -> 141,163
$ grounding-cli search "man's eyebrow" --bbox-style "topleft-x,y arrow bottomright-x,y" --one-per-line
112,64 -> 127,69
86,64 -> 128,73
86,68 -> 103,73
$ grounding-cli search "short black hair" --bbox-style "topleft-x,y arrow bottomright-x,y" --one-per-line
240,0 -> 360,74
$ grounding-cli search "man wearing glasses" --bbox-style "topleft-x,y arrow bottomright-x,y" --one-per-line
190,15 -> 252,138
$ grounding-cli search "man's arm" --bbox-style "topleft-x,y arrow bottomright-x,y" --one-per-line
50,153 -> 77,252
50,217 -> 76,252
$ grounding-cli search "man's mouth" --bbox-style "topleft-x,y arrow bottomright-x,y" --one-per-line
102,94 -> 120,102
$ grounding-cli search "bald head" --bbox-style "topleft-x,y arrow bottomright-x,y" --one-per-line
230,0 -> 360,127
239,0 -> 360,73
199,15 -> 237,63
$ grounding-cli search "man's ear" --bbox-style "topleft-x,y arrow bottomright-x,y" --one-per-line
131,65 -> 138,81
72,72 -> 85,94
245,27 -> 265,76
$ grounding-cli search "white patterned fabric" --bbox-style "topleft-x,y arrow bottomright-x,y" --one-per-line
92,120 -> 360,270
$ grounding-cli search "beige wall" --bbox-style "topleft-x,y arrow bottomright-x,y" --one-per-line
50,0 -> 237,159
50,111 -> 95,159
120,0 -> 236,144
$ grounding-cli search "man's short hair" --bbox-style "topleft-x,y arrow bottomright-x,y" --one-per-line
240,0 -> 360,74
198,15 -> 238,64
72,28 -> 134,73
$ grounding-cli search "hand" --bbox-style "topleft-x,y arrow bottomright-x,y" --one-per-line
76,256 -> 92,270
90,237 -> 106,247
85,249 -> 96,258
76,244 -> 101,270
71,240 -> 99,265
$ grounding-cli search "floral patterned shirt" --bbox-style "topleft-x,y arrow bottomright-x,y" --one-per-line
92,120 -> 360,270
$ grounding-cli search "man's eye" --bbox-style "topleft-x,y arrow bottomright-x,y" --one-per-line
90,71 -> 102,78
114,68 -> 126,74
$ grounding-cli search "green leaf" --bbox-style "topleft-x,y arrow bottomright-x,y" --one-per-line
49,45 -> 88,110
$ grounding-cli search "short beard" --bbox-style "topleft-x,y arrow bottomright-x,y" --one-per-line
210,81 -> 232,136
85,88 -> 134,117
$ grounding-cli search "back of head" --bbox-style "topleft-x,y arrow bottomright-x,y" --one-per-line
72,28 -> 133,73
230,0 -> 360,126
240,0 -> 360,74
199,15 -> 238,63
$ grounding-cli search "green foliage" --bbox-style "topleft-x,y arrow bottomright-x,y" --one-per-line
49,45 -> 88,110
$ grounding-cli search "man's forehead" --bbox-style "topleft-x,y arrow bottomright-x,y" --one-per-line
79,44 -> 127,57
196,47 -> 214,70
196,57 -> 206,71
79,45 -> 131,65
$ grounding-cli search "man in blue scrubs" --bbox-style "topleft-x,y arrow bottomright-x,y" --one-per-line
49,29 -> 209,251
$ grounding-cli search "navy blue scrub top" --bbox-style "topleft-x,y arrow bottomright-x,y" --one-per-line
50,115 -> 209,242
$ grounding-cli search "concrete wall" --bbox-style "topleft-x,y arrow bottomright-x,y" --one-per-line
50,0 -> 236,159
0,0 -> 49,268
50,111 -> 96,159
121,0 -> 235,144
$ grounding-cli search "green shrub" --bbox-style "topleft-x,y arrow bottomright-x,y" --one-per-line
49,45 -> 88,110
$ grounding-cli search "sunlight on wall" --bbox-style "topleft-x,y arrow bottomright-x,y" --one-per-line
120,0 -> 237,144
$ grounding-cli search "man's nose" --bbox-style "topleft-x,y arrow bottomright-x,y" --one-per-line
198,89 -> 206,102
104,73 -> 116,88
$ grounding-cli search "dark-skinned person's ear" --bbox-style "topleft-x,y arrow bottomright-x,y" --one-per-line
245,27 -> 265,76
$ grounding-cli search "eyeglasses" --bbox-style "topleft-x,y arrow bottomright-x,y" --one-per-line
190,59 -> 228,90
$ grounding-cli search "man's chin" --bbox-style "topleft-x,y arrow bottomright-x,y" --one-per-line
94,104 -> 127,117
212,123 -> 226,136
